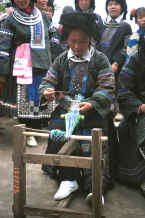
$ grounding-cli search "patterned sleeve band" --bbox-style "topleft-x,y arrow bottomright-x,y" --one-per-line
0,28 -> 13,39
0,51 -> 10,57
96,68 -> 115,101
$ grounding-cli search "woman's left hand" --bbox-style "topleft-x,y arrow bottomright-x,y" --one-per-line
79,102 -> 93,113
112,62 -> 118,72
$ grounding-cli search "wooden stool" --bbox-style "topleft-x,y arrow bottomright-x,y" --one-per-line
12,124 -> 107,218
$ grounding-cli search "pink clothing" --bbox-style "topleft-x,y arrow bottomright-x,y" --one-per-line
13,43 -> 32,84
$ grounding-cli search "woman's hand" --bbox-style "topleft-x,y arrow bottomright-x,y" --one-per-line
112,62 -> 118,73
79,102 -> 93,113
138,104 -> 145,113
43,88 -> 55,102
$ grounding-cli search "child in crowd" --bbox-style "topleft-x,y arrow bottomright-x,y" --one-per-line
75,0 -> 104,44
43,3 -> 54,19
37,0 -> 63,63
39,12 -> 115,202
35,0 -> 49,11
126,7 -> 145,61
98,0 -> 132,98
35,0 -> 54,20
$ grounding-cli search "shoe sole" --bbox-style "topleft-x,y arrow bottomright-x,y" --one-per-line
54,187 -> 79,201
26,144 -> 38,147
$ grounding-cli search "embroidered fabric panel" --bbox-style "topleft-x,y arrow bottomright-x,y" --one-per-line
16,71 -> 56,119
17,84 -> 55,119
0,51 -> 9,57
69,61 -> 88,96
0,28 -> 13,39
0,28 -> 13,57
30,20 -> 45,49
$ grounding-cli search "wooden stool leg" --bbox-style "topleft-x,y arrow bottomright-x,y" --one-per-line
12,126 -> 105,218
92,128 -> 102,218
13,124 -> 26,218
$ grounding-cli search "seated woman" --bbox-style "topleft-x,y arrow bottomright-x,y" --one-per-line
117,33 -> 145,190
39,12 -> 115,202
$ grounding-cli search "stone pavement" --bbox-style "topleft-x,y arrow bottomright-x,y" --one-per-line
0,116 -> 145,218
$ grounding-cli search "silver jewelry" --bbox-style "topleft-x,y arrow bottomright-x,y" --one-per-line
12,7 -> 41,26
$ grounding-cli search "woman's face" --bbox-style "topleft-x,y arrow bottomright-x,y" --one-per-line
36,0 -> 48,10
78,0 -> 91,11
14,0 -> 30,9
44,6 -> 53,19
67,30 -> 90,57
136,14 -> 145,29
107,1 -> 122,18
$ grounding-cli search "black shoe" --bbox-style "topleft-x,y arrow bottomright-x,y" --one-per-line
42,165 -> 57,179
140,182 -> 145,198
102,179 -> 114,195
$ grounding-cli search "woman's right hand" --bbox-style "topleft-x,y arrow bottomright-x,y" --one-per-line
112,63 -> 118,73
138,104 -> 145,113
43,88 -> 55,102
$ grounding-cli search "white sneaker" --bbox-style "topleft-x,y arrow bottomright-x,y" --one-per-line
54,180 -> 79,200
27,136 -> 38,147
86,193 -> 104,206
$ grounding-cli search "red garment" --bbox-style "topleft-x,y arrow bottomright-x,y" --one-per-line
25,6 -> 32,14
58,25 -> 63,35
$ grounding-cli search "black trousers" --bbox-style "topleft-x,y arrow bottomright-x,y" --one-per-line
43,106 -> 114,194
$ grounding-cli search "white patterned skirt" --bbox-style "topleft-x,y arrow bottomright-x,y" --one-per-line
17,84 -> 55,119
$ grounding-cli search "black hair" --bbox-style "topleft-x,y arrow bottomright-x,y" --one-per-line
130,7 -> 145,21
59,12 -> 100,43
62,6 -> 74,14
75,0 -> 95,11
6,3 -> 12,8
11,0 -> 36,8
105,0 -> 127,20
47,0 -> 54,14
47,0 -> 54,7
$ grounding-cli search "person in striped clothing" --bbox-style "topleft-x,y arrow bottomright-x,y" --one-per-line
126,7 -> 145,62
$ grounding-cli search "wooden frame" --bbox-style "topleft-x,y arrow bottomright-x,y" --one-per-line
12,124 -> 106,218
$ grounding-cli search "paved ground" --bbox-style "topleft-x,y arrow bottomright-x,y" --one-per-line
0,116 -> 145,218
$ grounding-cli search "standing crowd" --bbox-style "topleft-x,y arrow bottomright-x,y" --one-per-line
0,0 -> 145,207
